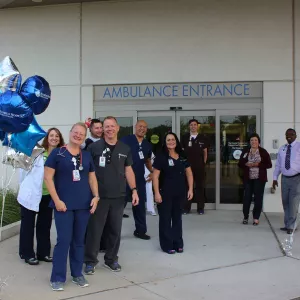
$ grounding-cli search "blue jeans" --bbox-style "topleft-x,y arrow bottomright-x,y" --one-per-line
51,209 -> 90,283
281,175 -> 300,230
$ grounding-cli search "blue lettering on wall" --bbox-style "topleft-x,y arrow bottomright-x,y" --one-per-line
207,85 -> 213,96
182,84 -> 189,97
172,85 -> 179,97
102,83 -> 254,99
144,86 -> 151,97
153,86 -> 162,97
103,87 -> 112,98
223,84 -> 233,96
112,87 -> 122,98
244,84 -> 249,96
190,85 -> 199,96
214,85 -> 223,96
163,85 -> 171,97
234,84 -> 243,96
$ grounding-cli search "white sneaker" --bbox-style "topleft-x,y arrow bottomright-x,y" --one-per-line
150,211 -> 157,216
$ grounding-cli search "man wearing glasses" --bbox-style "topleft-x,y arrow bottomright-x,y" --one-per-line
121,120 -> 153,240
84,116 -> 139,273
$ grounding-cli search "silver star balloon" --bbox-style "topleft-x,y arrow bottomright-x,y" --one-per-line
0,56 -> 22,94
2,145 -> 44,171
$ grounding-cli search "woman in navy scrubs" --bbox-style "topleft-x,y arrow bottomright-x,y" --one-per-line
44,122 -> 99,291
153,132 -> 193,254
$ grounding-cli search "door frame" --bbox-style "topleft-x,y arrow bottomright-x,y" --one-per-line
215,109 -> 261,210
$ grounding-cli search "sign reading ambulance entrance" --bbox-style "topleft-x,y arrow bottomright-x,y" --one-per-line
95,82 -> 262,100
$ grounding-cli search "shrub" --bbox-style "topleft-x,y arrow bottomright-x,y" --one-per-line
0,189 -> 20,227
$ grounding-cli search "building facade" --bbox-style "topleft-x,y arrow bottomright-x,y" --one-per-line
0,0 -> 299,212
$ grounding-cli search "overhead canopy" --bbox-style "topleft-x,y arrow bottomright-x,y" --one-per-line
0,0 -> 132,9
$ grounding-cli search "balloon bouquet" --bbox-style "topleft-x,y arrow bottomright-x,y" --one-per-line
0,56 -> 51,239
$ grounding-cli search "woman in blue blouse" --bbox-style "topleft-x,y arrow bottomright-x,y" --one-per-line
44,122 -> 99,291
153,132 -> 193,254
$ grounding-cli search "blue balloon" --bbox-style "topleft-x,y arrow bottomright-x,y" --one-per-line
0,91 -> 33,133
9,117 -> 46,156
0,130 -> 5,141
20,75 -> 51,115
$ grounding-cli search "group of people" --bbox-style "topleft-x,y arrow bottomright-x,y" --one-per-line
16,115 -> 300,291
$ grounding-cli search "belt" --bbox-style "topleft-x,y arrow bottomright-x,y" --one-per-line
283,173 -> 300,178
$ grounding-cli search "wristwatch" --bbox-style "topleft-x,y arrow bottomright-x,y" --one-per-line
131,187 -> 138,193
94,196 -> 100,200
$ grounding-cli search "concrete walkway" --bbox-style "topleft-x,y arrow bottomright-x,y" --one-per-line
0,210 -> 300,300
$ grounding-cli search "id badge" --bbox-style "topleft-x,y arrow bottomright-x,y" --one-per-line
73,170 -> 81,181
139,151 -> 144,159
168,159 -> 174,166
99,156 -> 106,167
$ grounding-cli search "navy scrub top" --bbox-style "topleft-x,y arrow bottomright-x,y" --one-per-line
45,147 -> 95,210
153,152 -> 190,197
121,134 -> 152,184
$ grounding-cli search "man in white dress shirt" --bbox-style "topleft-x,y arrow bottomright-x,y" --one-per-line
273,129 -> 300,234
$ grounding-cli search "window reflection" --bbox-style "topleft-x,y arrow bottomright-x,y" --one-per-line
220,115 -> 256,204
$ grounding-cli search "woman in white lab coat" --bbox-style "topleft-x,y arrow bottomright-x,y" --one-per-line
18,128 -> 65,265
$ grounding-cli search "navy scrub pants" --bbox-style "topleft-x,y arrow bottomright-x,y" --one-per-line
157,193 -> 184,252
51,209 -> 90,283
131,183 -> 147,234
19,194 -> 53,260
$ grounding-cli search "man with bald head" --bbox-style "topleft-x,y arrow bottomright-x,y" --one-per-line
121,120 -> 153,240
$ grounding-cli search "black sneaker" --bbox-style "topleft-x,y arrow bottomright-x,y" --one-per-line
25,258 -> 39,265
84,264 -> 95,275
198,209 -> 204,215
134,231 -> 151,240
37,255 -> 53,262
104,261 -> 121,272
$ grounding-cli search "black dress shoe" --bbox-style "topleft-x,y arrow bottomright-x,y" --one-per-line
37,256 -> 53,262
123,214 -> 129,218
176,248 -> 184,253
25,258 -> 39,265
134,231 -> 151,240
287,229 -> 293,234
280,227 -> 288,231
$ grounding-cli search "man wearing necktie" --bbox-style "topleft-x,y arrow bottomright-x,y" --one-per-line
273,129 -> 300,234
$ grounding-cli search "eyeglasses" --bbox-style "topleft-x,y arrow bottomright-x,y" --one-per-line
71,131 -> 85,138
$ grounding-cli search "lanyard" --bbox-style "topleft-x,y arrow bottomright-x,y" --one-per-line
58,145 -> 83,171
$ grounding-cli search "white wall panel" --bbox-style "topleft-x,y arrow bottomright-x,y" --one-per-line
0,5 -> 81,86
295,0 -> 300,78
295,1 -> 300,125
81,86 -> 94,120
35,86 -> 81,126
263,82 -> 294,123
82,0 -> 293,85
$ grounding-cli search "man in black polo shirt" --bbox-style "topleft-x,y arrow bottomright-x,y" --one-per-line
181,118 -> 208,215
84,116 -> 139,274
